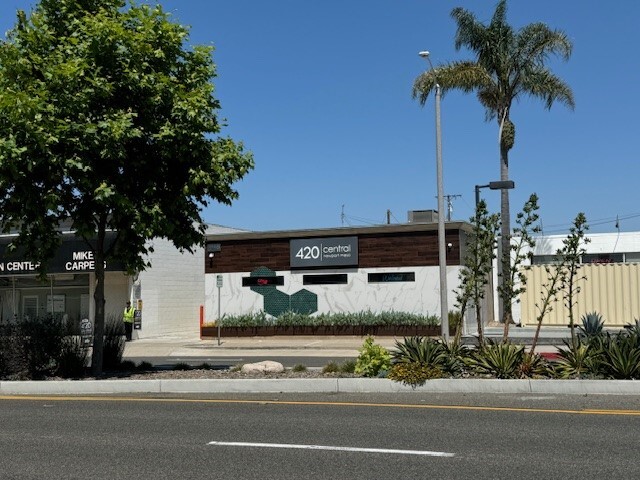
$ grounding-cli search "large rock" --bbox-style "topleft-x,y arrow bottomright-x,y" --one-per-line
241,361 -> 285,374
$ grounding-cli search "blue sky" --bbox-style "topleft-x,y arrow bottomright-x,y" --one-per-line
1,1 -> 638,235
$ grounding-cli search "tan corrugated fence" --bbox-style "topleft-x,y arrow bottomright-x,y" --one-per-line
520,263 -> 640,327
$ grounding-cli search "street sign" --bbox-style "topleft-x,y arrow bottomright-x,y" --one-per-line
216,275 -> 223,288
80,318 -> 93,347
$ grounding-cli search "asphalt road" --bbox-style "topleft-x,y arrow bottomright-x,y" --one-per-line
1,393 -> 639,479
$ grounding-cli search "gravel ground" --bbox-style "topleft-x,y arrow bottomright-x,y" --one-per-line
120,368 -> 359,380
6,364 -> 360,382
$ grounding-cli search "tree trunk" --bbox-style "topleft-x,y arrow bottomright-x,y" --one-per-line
499,124 -> 513,333
90,227 -> 106,376
475,301 -> 484,348
568,271 -> 577,349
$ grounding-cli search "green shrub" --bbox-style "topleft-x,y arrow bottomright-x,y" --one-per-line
217,311 -> 440,328
518,353 -> 550,378
600,334 -> 640,379
448,310 -> 463,330
322,361 -> 340,374
552,340 -> 602,379
322,360 -> 356,374
621,320 -> 640,351
56,336 -> 88,378
387,362 -> 444,387
118,360 -> 136,372
466,342 -> 526,379
18,315 -> 67,379
578,311 -> 605,340
103,315 -> 126,370
136,361 -> 154,371
339,359 -> 357,374
441,341 -> 472,377
355,336 -> 391,377
0,321 -> 25,379
292,364 -> 307,372
275,311 -> 308,327
392,336 -> 445,366
219,311 -> 269,328
173,362 -> 192,371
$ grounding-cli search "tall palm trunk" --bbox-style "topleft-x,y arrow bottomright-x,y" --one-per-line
498,112 -> 514,337
500,149 -> 512,324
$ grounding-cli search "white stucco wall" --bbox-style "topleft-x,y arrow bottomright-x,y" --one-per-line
204,265 -> 462,322
103,272 -> 129,320
135,238 -> 204,337
133,225 -> 245,337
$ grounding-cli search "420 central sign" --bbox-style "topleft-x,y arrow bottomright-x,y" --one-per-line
290,236 -> 358,268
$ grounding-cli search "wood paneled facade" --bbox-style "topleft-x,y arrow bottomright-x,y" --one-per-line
205,223 -> 469,274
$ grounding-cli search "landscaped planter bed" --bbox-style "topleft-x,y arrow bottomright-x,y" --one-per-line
201,325 -> 450,337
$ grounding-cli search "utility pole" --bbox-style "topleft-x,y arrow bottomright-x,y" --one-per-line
444,194 -> 461,221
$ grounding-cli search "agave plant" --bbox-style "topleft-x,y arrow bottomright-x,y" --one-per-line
624,318 -> 640,335
578,311 -> 605,341
440,341 -> 472,377
600,334 -> 640,379
622,319 -> 640,349
391,336 -> 445,367
518,353 -> 551,378
553,339 -> 602,379
466,341 -> 526,379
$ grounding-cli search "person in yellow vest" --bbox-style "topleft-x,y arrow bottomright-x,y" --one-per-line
123,300 -> 135,341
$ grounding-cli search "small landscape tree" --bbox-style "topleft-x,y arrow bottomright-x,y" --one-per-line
499,193 -> 541,341
528,261 -> 563,358
455,200 -> 500,347
529,213 -> 589,355
559,213 -> 590,348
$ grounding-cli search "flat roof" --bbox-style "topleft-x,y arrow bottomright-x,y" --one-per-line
205,221 -> 471,242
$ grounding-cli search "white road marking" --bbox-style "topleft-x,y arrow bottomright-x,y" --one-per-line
207,441 -> 454,457
518,396 -> 557,401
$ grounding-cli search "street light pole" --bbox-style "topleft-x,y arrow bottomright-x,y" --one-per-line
475,180 -> 515,207
419,50 -> 448,342
473,180 -> 515,325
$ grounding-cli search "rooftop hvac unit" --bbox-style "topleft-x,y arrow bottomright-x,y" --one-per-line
407,210 -> 439,223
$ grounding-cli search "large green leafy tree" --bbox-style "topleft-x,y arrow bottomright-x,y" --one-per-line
413,0 -> 574,323
0,0 -> 253,374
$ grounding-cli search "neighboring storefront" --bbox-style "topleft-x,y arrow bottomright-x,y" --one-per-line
0,232 -> 128,330
0,224 -> 243,338
203,220 -> 472,323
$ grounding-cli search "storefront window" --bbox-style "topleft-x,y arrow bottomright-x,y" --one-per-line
0,274 -> 90,329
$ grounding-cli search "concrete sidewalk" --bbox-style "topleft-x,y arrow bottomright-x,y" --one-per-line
122,326 -> 573,360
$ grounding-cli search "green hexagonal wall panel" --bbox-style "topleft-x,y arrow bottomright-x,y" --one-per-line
262,288 -> 291,317
290,289 -> 318,315
249,267 -> 318,316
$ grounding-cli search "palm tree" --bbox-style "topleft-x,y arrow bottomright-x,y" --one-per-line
412,0 -> 574,325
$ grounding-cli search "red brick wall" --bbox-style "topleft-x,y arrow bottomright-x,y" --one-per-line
206,230 -> 462,274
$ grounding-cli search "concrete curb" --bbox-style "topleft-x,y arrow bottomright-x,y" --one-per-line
1,378 -> 640,395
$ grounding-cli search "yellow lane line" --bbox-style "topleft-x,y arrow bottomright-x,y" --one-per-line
1,395 -> 640,416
